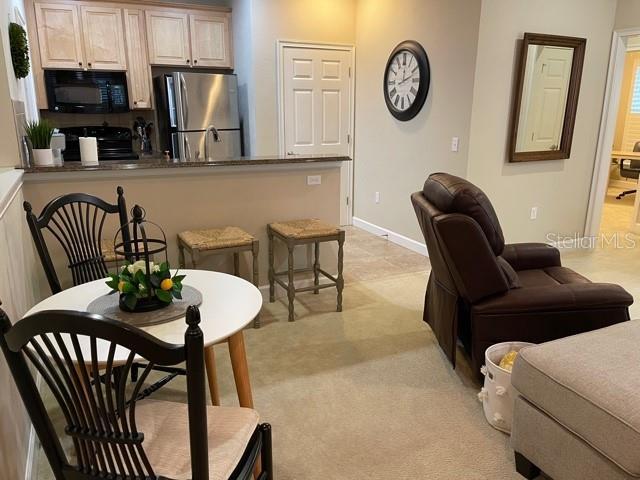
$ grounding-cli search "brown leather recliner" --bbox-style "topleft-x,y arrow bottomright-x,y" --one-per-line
411,173 -> 633,380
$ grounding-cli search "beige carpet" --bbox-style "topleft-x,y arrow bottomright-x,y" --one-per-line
35,226 -> 639,480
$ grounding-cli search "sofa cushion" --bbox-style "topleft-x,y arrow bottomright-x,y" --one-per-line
512,321 -> 640,476
496,256 -> 521,289
422,173 -> 505,255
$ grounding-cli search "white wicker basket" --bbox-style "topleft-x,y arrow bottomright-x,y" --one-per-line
478,341 -> 534,434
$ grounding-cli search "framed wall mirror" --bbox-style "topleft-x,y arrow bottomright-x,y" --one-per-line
509,33 -> 586,162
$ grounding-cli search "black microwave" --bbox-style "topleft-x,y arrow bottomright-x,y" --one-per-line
44,70 -> 129,113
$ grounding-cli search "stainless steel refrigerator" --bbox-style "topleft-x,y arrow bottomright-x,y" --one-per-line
155,72 -> 242,161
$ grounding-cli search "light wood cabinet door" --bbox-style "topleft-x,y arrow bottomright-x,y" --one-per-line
80,6 -> 127,71
34,2 -> 84,69
124,9 -> 152,109
189,12 -> 232,68
145,10 -> 191,66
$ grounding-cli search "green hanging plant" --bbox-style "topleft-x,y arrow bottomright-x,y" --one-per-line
9,22 -> 30,79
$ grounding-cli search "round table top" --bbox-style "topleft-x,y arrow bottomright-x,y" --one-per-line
24,270 -> 262,363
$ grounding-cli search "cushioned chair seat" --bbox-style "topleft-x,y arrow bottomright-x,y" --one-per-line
136,399 -> 259,480
512,322 -> 640,477
517,266 -> 591,288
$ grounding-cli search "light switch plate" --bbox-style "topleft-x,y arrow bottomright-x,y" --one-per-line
451,136 -> 459,152
307,175 -> 321,185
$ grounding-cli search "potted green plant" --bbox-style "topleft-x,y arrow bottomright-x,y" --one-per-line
25,119 -> 55,166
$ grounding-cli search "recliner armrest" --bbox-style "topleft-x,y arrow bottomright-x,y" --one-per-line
502,243 -> 561,271
473,283 -> 633,315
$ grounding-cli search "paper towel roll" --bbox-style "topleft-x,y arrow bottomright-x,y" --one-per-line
79,137 -> 99,166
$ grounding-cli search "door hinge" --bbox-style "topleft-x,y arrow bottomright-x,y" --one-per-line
347,133 -> 351,144
348,67 -> 351,78
346,196 -> 350,206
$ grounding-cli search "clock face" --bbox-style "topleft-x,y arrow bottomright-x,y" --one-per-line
386,50 -> 420,112
383,41 -> 430,121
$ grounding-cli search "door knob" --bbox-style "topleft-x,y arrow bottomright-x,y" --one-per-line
287,151 -> 295,155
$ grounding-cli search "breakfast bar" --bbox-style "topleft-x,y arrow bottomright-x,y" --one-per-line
20,154 -> 350,295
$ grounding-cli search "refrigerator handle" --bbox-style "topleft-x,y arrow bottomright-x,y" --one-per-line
179,74 -> 189,129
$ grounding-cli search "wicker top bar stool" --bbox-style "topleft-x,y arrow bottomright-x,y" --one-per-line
268,218 -> 345,322
178,226 -> 260,328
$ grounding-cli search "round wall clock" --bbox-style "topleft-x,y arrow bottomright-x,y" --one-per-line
383,40 -> 430,121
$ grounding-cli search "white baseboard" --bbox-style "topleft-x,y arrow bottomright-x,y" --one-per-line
352,217 -> 428,256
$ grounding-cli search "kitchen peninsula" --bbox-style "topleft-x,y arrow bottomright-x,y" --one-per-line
19,154 -> 350,292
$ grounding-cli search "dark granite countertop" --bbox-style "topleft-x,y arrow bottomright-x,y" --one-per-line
19,154 -> 350,173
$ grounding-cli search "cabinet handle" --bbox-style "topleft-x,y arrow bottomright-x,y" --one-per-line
78,61 -> 82,66
133,101 -> 138,105
186,59 -> 190,64
193,59 -> 198,64
88,62 -> 92,68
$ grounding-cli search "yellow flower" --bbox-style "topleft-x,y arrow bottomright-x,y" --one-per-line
160,278 -> 173,291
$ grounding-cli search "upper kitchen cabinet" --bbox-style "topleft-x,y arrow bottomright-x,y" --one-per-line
190,12 -> 232,68
146,10 -> 191,66
34,2 -> 84,69
124,9 -> 153,109
80,6 -> 127,71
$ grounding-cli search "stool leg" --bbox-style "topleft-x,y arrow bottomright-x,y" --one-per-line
336,232 -> 345,312
268,228 -> 275,303
252,241 -> 261,328
233,252 -> 240,276
191,249 -> 199,269
287,241 -> 295,322
178,243 -> 186,269
313,241 -> 320,294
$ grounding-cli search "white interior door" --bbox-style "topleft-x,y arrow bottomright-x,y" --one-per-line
522,46 -> 573,151
280,44 -> 353,224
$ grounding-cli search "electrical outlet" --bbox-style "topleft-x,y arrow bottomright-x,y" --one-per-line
530,207 -> 538,220
375,192 -> 381,204
451,136 -> 460,152
307,175 -> 321,185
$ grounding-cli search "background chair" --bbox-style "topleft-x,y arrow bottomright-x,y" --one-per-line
411,173 -> 633,381
24,186 -> 131,294
24,187 -> 182,397
0,305 -> 273,480
616,140 -> 640,199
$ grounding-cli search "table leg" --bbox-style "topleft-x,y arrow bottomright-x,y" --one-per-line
204,345 -> 221,406
227,331 -> 253,408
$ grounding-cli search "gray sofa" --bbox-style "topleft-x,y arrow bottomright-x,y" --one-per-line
511,321 -> 640,480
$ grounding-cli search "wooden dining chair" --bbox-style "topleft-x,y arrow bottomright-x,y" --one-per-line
0,305 -> 273,480
23,186 -> 131,295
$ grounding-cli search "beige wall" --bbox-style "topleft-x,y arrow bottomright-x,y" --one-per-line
615,0 -> 640,30
466,0 -> 617,243
23,167 -> 342,290
0,181 -> 43,480
234,0 -> 357,155
0,35 -> 21,168
353,0 -> 481,243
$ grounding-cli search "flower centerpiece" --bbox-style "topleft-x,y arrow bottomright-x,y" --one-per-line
107,204 -> 186,313
106,260 -> 185,312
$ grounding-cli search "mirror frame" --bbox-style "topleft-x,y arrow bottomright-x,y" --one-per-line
509,33 -> 587,162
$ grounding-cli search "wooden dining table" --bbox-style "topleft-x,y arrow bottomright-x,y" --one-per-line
611,150 -> 640,160
24,269 -> 262,408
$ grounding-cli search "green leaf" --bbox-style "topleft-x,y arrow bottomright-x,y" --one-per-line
173,281 -> 183,292
150,274 -> 161,288
121,282 -> 136,294
135,269 -> 148,287
106,278 -> 119,290
160,261 -> 169,272
172,289 -> 182,300
172,274 -> 186,283
160,270 -> 171,280
155,289 -> 172,303
123,293 -> 137,310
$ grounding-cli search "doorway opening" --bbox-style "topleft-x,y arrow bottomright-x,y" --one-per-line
587,30 -> 640,241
